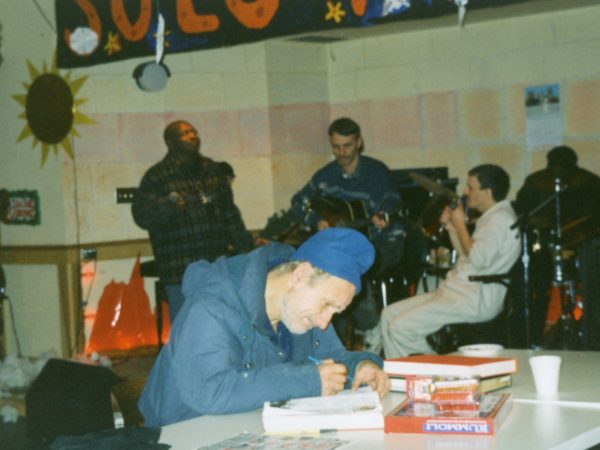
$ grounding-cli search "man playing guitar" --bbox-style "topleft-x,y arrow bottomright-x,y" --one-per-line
291,117 -> 406,352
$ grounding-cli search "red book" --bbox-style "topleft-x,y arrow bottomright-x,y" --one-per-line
384,354 -> 518,378
385,393 -> 512,435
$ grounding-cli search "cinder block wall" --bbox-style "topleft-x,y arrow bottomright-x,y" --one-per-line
324,3 -> 600,195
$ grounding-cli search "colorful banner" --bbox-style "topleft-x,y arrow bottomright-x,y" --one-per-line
55,1 -> 527,69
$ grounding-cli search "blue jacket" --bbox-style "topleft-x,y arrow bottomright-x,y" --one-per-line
139,243 -> 383,426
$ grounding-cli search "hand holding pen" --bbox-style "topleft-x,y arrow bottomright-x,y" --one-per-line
308,356 -> 351,397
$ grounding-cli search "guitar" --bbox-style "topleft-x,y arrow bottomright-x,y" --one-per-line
258,196 -> 404,243
309,196 -> 371,236
309,195 -> 404,238
258,208 -> 303,242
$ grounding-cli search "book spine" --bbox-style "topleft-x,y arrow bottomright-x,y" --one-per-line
480,375 -> 512,393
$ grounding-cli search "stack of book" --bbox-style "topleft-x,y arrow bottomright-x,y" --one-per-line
383,354 -> 517,435
384,354 -> 517,394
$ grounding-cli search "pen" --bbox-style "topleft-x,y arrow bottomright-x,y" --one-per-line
308,356 -> 353,382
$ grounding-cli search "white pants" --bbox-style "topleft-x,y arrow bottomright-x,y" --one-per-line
381,285 -> 500,358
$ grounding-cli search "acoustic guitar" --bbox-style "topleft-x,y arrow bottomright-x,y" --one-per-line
258,208 -> 303,243
309,196 -> 371,236
309,195 -> 405,239
258,195 -> 403,243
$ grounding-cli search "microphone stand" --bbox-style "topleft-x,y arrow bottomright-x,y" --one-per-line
511,188 -> 565,349
550,176 -> 578,350
509,220 -> 532,349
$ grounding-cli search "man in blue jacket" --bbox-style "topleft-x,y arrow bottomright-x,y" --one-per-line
139,228 -> 390,427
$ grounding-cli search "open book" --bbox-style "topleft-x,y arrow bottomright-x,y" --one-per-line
262,387 -> 384,433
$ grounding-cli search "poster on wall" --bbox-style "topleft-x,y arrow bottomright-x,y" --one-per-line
525,83 -> 563,151
0,190 -> 41,225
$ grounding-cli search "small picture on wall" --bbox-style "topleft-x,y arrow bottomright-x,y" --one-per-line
0,189 -> 41,225
525,83 -> 563,151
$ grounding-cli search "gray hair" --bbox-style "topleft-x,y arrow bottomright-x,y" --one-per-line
271,261 -> 330,286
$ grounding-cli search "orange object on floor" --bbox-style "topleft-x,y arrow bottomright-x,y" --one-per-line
87,256 -> 162,353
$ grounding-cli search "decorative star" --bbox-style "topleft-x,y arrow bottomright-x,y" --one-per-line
104,31 -> 122,56
325,1 -> 346,24
153,29 -> 171,49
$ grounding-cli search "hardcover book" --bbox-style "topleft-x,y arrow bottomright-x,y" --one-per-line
384,354 -> 517,378
262,387 -> 384,433
385,393 -> 512,435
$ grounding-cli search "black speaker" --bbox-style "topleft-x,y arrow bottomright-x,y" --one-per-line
26,358 -> 121,444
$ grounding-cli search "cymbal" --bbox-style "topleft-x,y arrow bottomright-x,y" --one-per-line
409,172 -> 459,207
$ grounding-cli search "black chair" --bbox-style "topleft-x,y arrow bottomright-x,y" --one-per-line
426,272 -> 514,354
375,221 -> 430,310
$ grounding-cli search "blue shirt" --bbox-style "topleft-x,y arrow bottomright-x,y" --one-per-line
291,155 -> 405,244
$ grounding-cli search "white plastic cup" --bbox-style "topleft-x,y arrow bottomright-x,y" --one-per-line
529,355 -> 562,396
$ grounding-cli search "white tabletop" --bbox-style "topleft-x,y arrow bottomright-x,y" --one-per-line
504,349 -> 600,406
159,349 -> 600,450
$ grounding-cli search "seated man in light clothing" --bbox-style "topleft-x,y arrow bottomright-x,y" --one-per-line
381,164 -> 521,357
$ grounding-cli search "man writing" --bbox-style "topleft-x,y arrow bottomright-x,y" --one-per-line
381,164 -> 521,357
291,117 -> 405,351
139,228 -> 390,427
132,120 -> 253,321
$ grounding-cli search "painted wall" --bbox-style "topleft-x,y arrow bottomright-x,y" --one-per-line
1,0 -> 599,356
325,3 -> 600,194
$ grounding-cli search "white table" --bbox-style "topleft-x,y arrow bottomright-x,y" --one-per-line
159,349 -> 600,450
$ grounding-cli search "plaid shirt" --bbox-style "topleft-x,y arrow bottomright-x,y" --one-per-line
132,152 -> 253,284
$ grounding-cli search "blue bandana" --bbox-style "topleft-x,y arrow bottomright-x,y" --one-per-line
289,228 -> 375,294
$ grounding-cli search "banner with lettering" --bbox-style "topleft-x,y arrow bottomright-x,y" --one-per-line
55,0 -> 525,69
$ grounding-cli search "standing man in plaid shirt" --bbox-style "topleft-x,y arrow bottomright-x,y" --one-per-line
132,120 -> 254,322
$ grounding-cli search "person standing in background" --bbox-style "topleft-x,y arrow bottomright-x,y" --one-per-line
132,120 -> 253,322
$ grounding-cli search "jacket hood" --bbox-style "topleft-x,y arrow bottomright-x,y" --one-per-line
182,242 -> 295,328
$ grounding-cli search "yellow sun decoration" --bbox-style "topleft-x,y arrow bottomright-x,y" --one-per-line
12,55 -> 95,166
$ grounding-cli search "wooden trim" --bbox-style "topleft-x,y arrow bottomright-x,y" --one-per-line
0,239 -> 153,265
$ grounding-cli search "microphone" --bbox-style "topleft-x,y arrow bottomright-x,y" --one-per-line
449,194 -> 467,210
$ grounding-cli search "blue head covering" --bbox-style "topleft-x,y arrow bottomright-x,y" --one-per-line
289,228 -> 375,294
